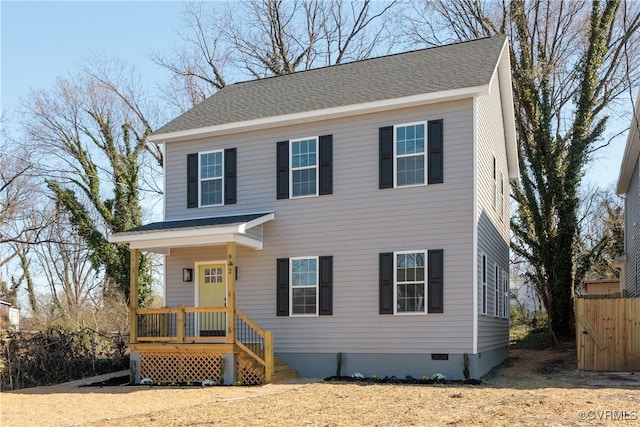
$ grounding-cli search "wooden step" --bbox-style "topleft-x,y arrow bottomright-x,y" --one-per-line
272,369 -> 299,383
274,362 -> 292,372
271,355 -> 298,383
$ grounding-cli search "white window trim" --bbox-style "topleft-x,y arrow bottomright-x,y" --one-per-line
498,170 -> 505,220
393,250 -> 428,315
198,149 -> 224,207
289,256 -> 319,316
492,156 -> 497,210
494,263 -> 500,317
481,253 -> 487,315
502,269 -> 509,319
289,136 -> 319,199
393,121 -> 428,188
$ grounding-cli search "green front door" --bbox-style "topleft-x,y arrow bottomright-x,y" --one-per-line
198,263 -> 226,336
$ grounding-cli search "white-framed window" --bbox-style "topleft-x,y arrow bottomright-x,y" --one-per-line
290,257 -> 318,315
494,264 -> 500,316
482,253 -> 487,315
492,156 -> 497,210
199,150 -> 224,206
394,251 -> 426,314
290,137 -> 318,198
502,269 -> 509,319
498,170 -> 505,219
394,122 -> 426,187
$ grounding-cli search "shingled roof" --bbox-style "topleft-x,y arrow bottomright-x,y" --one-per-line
153,36 -> 507,137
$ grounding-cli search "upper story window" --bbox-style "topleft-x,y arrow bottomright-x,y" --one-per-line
186,148 -> 237,209
277,135 -> 333,200
498,170 -> 505,219
493,157 -> 505,219
379,119 -> 443,189
395,123 -> 425,187
291,137 -> 318,198
200,150 -> 223,206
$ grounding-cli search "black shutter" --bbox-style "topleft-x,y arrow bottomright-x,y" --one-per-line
187,153 -> 198,208
318,256 -> 333,315
276,258 -> 289,316
224,148 -> 237,205
276,141 -> 289,199
428,119 -> 443,184
379,126 -> 394,189
318,135 -> 333,195
428,249 -> 444,313
379,252 -> 394,314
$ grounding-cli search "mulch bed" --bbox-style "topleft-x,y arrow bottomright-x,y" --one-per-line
324,375 -> 481,385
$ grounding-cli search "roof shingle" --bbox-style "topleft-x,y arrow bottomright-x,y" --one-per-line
154,36 -> 506,135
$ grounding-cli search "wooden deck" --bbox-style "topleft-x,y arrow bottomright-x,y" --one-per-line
131,305 -> 276,384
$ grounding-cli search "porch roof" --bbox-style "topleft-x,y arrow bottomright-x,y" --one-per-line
109,212 -> 274,253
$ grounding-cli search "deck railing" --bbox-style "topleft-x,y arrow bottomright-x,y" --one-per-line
235,308 -> 274,383
134,306 -> 274,382
136,306 -> 228,343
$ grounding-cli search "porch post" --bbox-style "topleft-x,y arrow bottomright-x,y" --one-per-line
226,241 -> 236,344
129,248 -> 139,344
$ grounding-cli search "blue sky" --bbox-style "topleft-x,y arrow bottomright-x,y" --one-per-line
0,0 -> 632,190
2,1 -> 184,119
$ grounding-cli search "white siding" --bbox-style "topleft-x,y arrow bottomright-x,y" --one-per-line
164,100 -> 477,354
625,157 -> 640,297
475,73 -> 510,352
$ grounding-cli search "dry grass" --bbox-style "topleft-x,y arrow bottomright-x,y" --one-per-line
2,344 -> 639,427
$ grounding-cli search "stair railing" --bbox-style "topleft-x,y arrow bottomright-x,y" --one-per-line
234,308 -> 274,382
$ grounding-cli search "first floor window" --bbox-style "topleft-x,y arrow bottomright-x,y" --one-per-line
395,123 -> 425,186
395,252 -> 426,313
494,264 -> 500,316
482,254 -> 487,315
291,257 -> 318,315
502,269 -> 509,319
291,137 -> 317,197
200,150 -> 223,206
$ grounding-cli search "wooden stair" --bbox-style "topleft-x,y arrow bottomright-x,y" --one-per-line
271,356 -> 298,383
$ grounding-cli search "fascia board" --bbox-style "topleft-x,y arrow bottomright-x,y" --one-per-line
240,212 -> 275,233
110,224 -> 241,244
494,38 -> 519,181
616,94 -> 640,195
128,233 -> 262,251
149,85 -> 490,144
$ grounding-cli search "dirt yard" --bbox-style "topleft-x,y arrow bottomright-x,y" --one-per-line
2,344 -> 639,426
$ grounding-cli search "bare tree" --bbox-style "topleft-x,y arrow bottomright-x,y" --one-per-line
21,67 -> 159,305
575,187 -> 624,284
154,0 -> 400,110
30,208 -> 102,321
405,0 -> 640,339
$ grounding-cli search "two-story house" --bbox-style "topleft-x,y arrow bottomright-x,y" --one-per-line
616,92 -> 640,297
111,35 -> 518,384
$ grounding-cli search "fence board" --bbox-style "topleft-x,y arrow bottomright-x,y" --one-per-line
575,297 -> 640,371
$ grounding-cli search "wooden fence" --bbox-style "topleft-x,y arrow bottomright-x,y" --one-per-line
575,297 -> 640,371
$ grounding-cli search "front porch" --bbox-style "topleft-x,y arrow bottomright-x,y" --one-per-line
130,304 -> 274,385
110,213 -> 294,385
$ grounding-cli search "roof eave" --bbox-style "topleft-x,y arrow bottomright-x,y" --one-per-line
495,38 -> 519,181
108,213 -> 275,251
616,94 -> 640,195
149,85 -> 490,144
